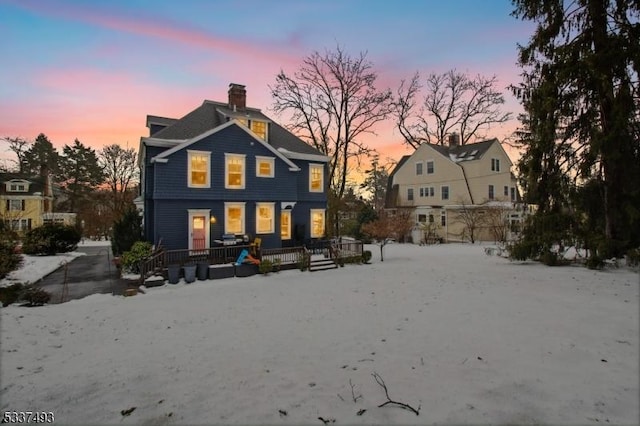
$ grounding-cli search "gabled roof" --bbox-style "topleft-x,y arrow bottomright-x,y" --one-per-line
0,173 -> 46,196
427,138 -> 498,162
150,120 -> 302,171
385,155 -> 411,208
145,100 -> 325,158
146,115 -> 178,128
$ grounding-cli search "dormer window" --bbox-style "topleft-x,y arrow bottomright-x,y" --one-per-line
6,180 -> 29,192
251,120 -> 267,141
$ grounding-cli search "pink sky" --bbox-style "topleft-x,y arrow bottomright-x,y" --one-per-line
0,1 -> 531,173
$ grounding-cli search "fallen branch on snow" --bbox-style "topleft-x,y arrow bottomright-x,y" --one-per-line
372,372 -> 420,416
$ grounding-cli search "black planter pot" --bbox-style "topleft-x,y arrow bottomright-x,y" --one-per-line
235,263 -> 258,277
208,264 -> 235,279
197,262 -> 209,280
167,264 -> 180,284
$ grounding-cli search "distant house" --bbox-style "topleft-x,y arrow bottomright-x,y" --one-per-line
0,170 -> 76,232
386,134 -> 526,243
138,83 -> 330,251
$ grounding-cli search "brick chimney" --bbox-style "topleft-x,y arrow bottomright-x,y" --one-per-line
228,83 -> 246,111
448,133 -> 460,147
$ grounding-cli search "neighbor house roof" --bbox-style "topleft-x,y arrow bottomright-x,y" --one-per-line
428,138 -> 498,162
0,173 -> 46,196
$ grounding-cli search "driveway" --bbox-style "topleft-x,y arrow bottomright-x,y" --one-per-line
36,246 -> 130,304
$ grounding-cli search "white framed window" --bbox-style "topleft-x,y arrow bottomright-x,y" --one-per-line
429,187 -> 435,197
251,120 -> 267,141
225,153 -> 246,189
187,150 -> 211,188
407,188 -> 414,201
7,199 -> 24,211
256,202 -> 275,234
309,163 -> 324,192
281,210 -> 291,240
426,160 -> 434,174
416,162 -> 423,175
256,156 -> 275,178
510,187 -> 516,201
504,186 -> 509,197
417,214 -> 427,223
488,185 -> 495,200
224,202 -> 245,234
310,209 -> 325,238
441,211 -> 447,226
491,158 -> 501,172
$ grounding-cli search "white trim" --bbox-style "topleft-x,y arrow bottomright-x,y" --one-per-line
151,158 -> 168,164
150,120 -> 301,171
142,137 -> 186,147
276,147 -> 330,162
280,209 -> 292,240
280,201 -> 296,210
225,153 -> 246,189
310,208 -> 326,238
309,163 -> 324,193
255,202 -> 275,234
187,209 -> 210,251
187,150 -> 211,188
255,156 -> 275,178
224,202 -> 246,235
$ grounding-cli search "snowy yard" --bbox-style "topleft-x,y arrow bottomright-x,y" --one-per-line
1,243 -> 638,425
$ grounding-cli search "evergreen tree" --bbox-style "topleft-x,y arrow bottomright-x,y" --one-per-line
22,133 -> 60,176
511,0 -> 640,257
59,139 -> 104,212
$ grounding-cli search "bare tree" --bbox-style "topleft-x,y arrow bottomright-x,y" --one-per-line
393,69 -> 511,148
270,45 -> 393,234
483,205 -> 510,243
361,209 -> 414,261
453,199 -> 484,243
99,144 -> 138,217
2,136 -> 32,173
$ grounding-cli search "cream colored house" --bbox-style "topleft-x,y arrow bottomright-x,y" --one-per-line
386,136 -> 526,243
1,173 -> 76,232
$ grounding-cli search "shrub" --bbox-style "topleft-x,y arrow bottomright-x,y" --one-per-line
626,248 -> 640,267
259,259 -> 273,274
0,283 -> 24,307
111,208 -> 143,256
362,250 -> 372,264
22,224 -> 81,255
272,258 -> 282,272
0,232 -> 22,279
121,241 -> 153,274
21,285 -> 51,306
586,255 -> 605,270
297,252 -> 309,271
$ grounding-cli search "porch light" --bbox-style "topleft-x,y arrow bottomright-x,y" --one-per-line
210,216 -> 217,224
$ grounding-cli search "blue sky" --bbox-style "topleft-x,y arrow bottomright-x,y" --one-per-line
0,0 -> 533,162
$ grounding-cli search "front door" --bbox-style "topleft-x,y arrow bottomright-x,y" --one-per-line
188,209 -> 210,251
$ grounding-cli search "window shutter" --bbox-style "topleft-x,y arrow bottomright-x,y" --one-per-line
21,200 -> 25,210
5,200 -> 8,211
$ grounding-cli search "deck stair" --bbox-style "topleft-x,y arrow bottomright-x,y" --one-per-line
308,256 -> 338,272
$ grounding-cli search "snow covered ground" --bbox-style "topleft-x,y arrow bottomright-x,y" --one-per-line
1,243 -> 638,425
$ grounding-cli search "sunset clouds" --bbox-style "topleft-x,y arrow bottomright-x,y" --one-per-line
1,0 -> 531,165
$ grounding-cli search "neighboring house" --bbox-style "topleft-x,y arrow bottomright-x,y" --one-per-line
386,134 -> 525,243
138,83 -> 330,251
0,170 -> 76,232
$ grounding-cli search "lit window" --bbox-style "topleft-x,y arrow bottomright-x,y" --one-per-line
225,202 -> 245,234
488,185 -> 495,200
256,203 -> 275,234
416,162 -> 423,175
256,156 -> 274,178
251,121 -> 267,140
281,210 -> 291,240
235,117 -> 248,127
188,150 -> 210,188
441,186 -> 449,200
309,164 -> 324,192
427,160 -> 434,174
225,154 -> 246,189
310,209 -> 325,238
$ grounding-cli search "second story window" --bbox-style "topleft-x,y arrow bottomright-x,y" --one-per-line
426,160 -> 434,174
256,156 -> 274,178
491,158 -> 501,172
188,150 -> 211,188
407,188 -> 414,201
6,199 -> 25,211
309,164 -> 324,192
441,186 -> 449,200
225,154 -> 246,189
416,162 -> 423,175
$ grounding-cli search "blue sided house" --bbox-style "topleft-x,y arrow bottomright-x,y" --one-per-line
138,83 -> 329,251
